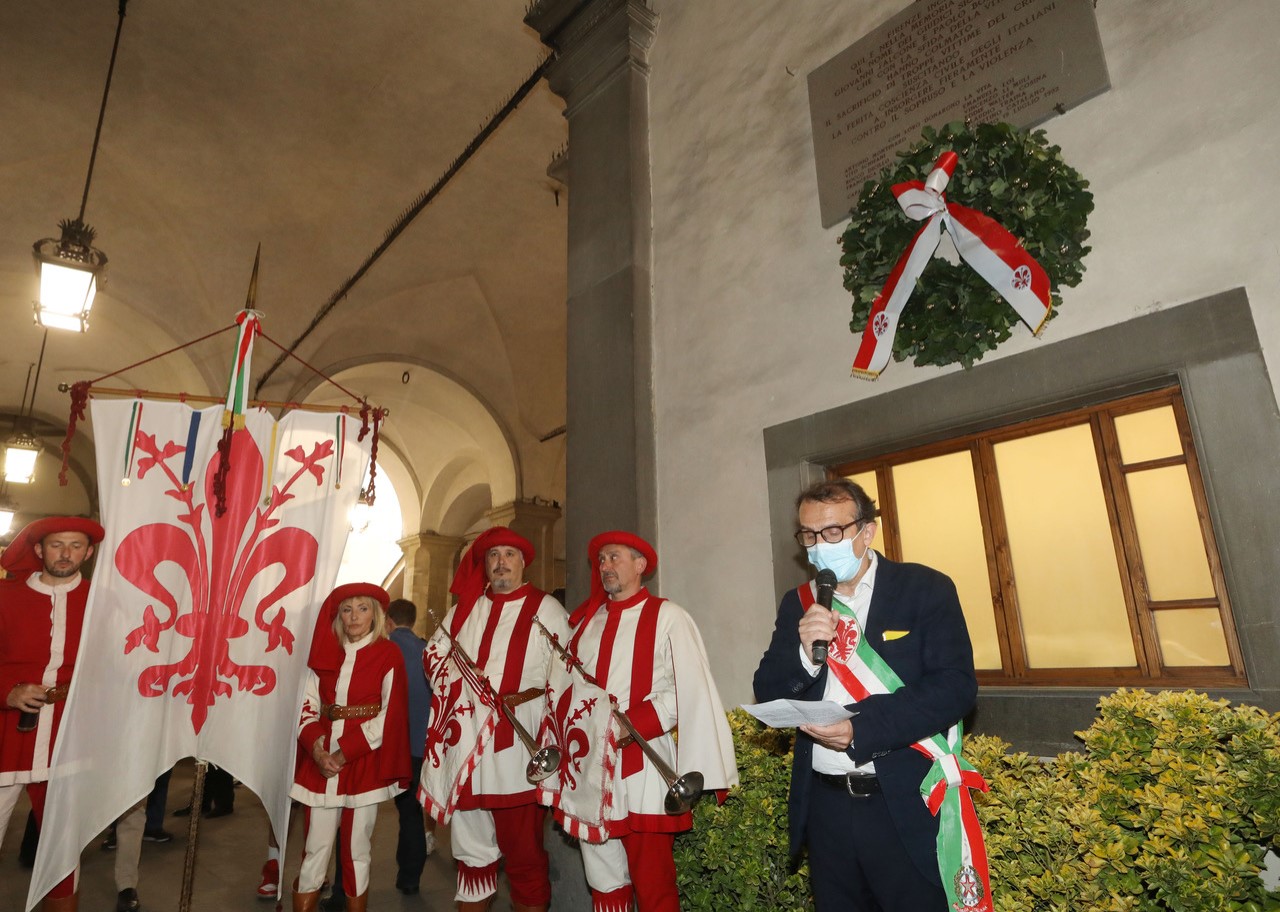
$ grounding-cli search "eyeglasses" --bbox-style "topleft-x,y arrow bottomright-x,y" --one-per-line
794,520 -> 862,548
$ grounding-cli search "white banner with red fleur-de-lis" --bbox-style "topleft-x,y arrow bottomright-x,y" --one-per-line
28,398 -> 367,908
852,151 -> 1051,379
418,635 -> 501,826
534,654 -> 622,844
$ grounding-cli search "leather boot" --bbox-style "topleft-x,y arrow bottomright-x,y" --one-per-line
512,905 -> 548,912
457,900 -> 494,912
40,894 -> 78,912
292,889 -> 321,912
344,893 -> 368,912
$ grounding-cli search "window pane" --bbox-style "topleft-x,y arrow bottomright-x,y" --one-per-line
1126,466 -> 1215,601
994,424 -> 1136,668
846,471 -> 886,554
1113,405 -> 1181,465
891,452 -> 1000,670
1154,608 -> 1230,666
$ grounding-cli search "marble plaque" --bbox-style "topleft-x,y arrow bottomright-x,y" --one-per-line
809,0 -> 1110,227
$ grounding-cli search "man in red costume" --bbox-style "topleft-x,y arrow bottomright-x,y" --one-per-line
419,526 -> 568,912
562,531 -> 738,912
0,515 -> 105,912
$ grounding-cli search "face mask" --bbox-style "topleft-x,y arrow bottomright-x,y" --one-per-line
807,534 -> 866,583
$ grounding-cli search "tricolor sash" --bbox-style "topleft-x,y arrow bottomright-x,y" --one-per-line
800,583 -> 992,912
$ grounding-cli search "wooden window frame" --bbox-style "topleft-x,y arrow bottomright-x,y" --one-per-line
830,385 -> 1246,688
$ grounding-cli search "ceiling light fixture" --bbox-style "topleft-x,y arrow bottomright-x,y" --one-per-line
5,337 -> 47,485
30,0 -> 130,333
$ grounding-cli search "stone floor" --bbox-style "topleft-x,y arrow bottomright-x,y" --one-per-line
0,759 -> 473,912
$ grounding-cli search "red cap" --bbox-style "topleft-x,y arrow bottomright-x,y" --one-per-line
574,531 -> 657,621
308,582 -> 390,671
448,526 -> 535,608
1,516 -> 105,575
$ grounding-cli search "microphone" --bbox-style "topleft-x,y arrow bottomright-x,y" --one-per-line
811,569 -> 837,663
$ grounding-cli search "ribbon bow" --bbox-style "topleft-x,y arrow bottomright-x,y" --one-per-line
919,735 -> 994,912
852,151 -> 1051,379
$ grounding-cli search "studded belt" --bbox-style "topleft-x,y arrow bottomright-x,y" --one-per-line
320,702 -> 381,721
501,687 -> 544,709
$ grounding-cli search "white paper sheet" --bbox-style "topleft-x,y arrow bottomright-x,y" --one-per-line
740,699 -> 854,728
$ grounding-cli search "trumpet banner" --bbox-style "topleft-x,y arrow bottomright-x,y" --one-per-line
418,636 -> 500,825
534,655 -> 622,844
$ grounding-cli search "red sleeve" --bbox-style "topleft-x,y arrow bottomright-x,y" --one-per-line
379,656 -> 412,788
625,698 -> 668,741
299,720 -> 326,753
620,697 -> 670,774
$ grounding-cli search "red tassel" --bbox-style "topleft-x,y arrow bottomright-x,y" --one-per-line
58,381 -> 91,486
212,426 -> 234,517
357,400 -> 372,442
364,409 -> 383,505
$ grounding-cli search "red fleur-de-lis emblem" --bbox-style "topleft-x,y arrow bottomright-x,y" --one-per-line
1012,265 -> 1032,290
873,312 -> 891,337
424,677 -> 474,770
423,641 -> 479,769
829,616 -> 858,665
539,680 -> 595,789
115,427 -> 330,733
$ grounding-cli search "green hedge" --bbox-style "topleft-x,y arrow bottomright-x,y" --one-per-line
676,691 -> 1280,912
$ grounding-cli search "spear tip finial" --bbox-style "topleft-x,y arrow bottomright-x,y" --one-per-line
243,243 -> 262,312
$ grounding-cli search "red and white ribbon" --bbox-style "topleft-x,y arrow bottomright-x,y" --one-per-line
852,151 -> 1051,379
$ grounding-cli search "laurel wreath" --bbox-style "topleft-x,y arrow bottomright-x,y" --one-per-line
839,121 -> 1093,370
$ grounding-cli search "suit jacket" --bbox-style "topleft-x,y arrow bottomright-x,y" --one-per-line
752,554 -> 977,884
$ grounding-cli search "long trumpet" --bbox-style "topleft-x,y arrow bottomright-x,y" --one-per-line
429,608 -> 562,783
533,617 -> 705,814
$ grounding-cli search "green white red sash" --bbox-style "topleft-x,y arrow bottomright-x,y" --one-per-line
800,582 -> 992,912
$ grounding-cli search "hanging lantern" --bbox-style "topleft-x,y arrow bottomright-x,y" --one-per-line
32,219 -> 107,332
4,428 -> 40,485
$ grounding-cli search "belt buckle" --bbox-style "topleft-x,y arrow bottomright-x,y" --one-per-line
844,774 -> 875,798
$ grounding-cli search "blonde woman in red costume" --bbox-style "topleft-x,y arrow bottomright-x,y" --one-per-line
290,583 -> 410,912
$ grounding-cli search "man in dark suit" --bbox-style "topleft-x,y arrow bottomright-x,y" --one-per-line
753,479 -> 978,912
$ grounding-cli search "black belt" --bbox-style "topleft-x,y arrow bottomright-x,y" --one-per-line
814,771 -> 880,797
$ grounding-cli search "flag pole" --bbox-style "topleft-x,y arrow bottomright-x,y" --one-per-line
177,759 -> 208,912
179,249 -> 260,911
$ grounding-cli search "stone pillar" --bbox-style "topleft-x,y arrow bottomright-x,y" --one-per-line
397,531 -> 465,638
484,498 -> 563,594
525,0 -> 659,608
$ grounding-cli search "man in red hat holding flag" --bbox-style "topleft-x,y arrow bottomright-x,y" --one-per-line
0,515 -> 105,912
419,526 -> 568,912
555,530 -> 738,912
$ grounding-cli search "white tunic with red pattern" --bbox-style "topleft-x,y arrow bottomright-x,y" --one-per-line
561,588 -> 738,837
419,584 -> 568,821
0,574 -> 89,786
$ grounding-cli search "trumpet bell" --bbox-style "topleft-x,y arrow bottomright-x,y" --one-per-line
525,745 -> 562,783
663,771 -> 705,815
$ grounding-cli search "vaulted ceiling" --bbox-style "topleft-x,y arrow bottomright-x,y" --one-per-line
0,0 -> 569,540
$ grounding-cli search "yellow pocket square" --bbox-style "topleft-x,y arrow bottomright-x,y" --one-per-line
882,630 -> 910,642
